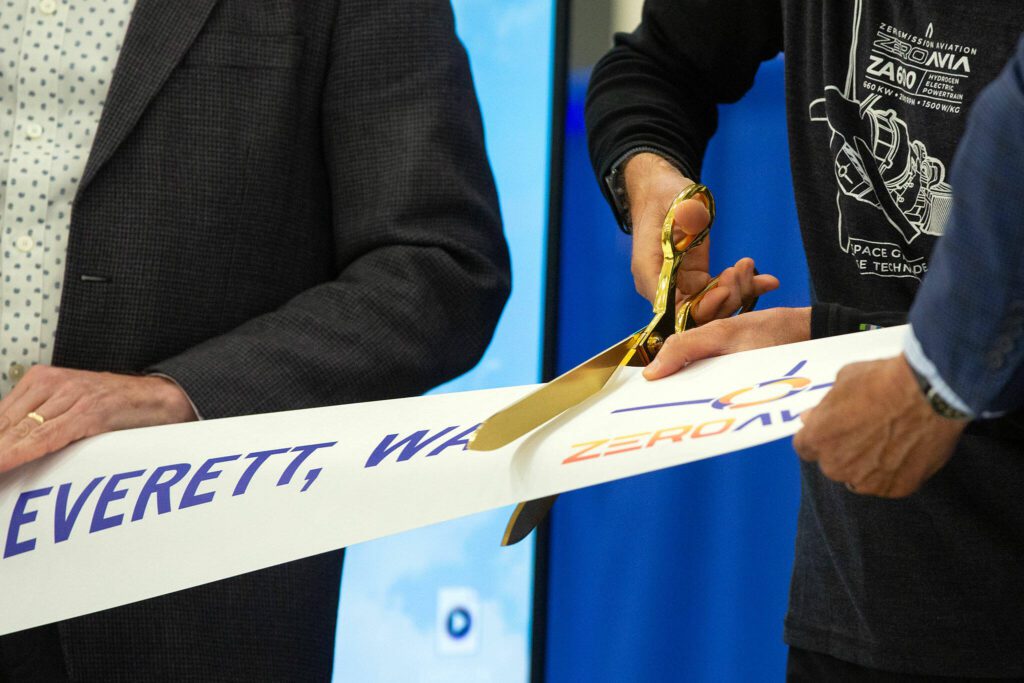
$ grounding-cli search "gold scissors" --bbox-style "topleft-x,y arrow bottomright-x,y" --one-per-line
468,184 -> 757,545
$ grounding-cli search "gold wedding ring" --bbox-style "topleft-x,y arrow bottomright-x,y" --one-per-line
26,412 -> 45,425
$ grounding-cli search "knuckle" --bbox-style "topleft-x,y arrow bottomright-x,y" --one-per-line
794,437 -> 816,461
818,458 -> 845,481
835,366 -> 855,382
661,333 -> 681,351
23,364 -> 45,385
701,318 -> 730,340
11,420 -> 31,439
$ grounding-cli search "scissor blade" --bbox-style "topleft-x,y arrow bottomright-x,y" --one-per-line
502,496 -> 558,546
468,335 -> 636,452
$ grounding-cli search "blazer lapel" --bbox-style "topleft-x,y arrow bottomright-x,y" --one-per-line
77,0 -> 221,197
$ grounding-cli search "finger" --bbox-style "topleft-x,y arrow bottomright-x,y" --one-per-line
730,258 -> 754,306
672,198 -> 711,238
846,468 -> 897,498
0,388 -> 83,472
676,266 -> 712,299
752,273 -> 781,296
0,413 -> 47,473
0,379 -> 51,435
792,419 -> 824,463
0,409 -> 91,474
643,322 -> 729,380
690,286 -> 732,325
678,236 -> 710,284
0,374 -> 31,422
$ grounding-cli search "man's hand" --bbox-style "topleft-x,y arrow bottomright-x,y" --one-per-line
624,152 -> 778,323
643,307 -> 812,379
0,366 -> 198,475
793,355 -> 967,498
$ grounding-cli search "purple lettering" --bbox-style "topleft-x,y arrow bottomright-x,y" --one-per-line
278,442 -> 337,486
233,448 -> 291,496
132,464 -> 191,521
55,477 -> 103,542
427,424 -> 480,457
179,456 -> 241,510
365,428 -> 458,468
90,471 -> 145,533
3,487 -> 52,558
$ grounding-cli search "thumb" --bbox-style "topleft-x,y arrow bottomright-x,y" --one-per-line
673,197 -> 711,241
643,324 -> 728,380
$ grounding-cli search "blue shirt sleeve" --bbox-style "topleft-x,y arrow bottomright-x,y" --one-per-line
907,36 -> 1024,416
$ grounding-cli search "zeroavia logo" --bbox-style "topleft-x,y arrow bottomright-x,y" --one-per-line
612,360 -> 830,415
562,361 -> 831,466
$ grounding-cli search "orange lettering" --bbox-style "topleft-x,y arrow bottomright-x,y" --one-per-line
563,439 -> 608,465
645,425 -> 692,448
692,419 -> 735,438
605,432 -> 649,456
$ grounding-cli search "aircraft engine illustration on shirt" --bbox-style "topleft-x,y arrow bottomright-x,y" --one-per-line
808,0 -> 955,264
809,86 -> 953,248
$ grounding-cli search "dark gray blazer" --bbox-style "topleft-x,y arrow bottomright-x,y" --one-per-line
0,0 -> 510,679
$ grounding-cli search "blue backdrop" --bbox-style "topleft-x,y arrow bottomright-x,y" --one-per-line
547,57 -> 810,681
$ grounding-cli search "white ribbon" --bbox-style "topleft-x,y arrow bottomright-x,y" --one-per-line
0,327 -> 904,635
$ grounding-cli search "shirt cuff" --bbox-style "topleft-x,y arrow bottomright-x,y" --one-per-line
903,325 -> 975,418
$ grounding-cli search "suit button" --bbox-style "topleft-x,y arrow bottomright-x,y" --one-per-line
9,362 -> 26,383
994,335 -> 1015,354
25,123 -> 43,140
15,235 -> 33,253
39,0 -> 58,15
987,351 -> 1006,371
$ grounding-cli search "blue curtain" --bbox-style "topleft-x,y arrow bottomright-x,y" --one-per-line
547,57 -> 809,682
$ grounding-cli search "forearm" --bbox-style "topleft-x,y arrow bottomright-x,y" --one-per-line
151,244 -> 508,418
586,0 -> 783,216
909,37 -> 1024,415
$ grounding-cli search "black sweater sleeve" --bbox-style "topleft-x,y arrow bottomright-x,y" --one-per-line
585,0 -> 784,202
810,303 -> 907,340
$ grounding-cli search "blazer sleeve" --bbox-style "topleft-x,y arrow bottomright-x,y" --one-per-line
907,36 -> 1024,416
585,0 -> 783,206
150,0 -> 511,418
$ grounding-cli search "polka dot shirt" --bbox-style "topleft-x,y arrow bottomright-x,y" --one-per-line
0,0 -> 134,395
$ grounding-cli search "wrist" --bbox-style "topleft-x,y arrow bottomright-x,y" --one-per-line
623,152 -> 688,212
781,307 -> 812,344
900,353 -> 972,422
145,375 -> 199,423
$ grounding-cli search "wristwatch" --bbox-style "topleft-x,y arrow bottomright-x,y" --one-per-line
907,362 -> 971,420
605,146 -> 690,234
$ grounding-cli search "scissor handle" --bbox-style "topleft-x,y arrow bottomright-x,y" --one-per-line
664,183 -> 716,256
622,184 -> 717,367
650,183 -> 716,320
675,270 -> 761,333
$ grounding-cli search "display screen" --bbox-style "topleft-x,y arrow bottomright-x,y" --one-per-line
333,1 -> 556,680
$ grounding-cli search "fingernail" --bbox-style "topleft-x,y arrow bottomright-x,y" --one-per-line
645,359 -> 662,378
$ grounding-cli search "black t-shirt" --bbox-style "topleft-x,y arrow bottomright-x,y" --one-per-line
587,1 -> 1024,676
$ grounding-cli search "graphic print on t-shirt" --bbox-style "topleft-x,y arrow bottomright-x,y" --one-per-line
808,0 -> 977,280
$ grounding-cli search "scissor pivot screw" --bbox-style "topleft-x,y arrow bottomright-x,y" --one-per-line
645,335 -> 664,356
